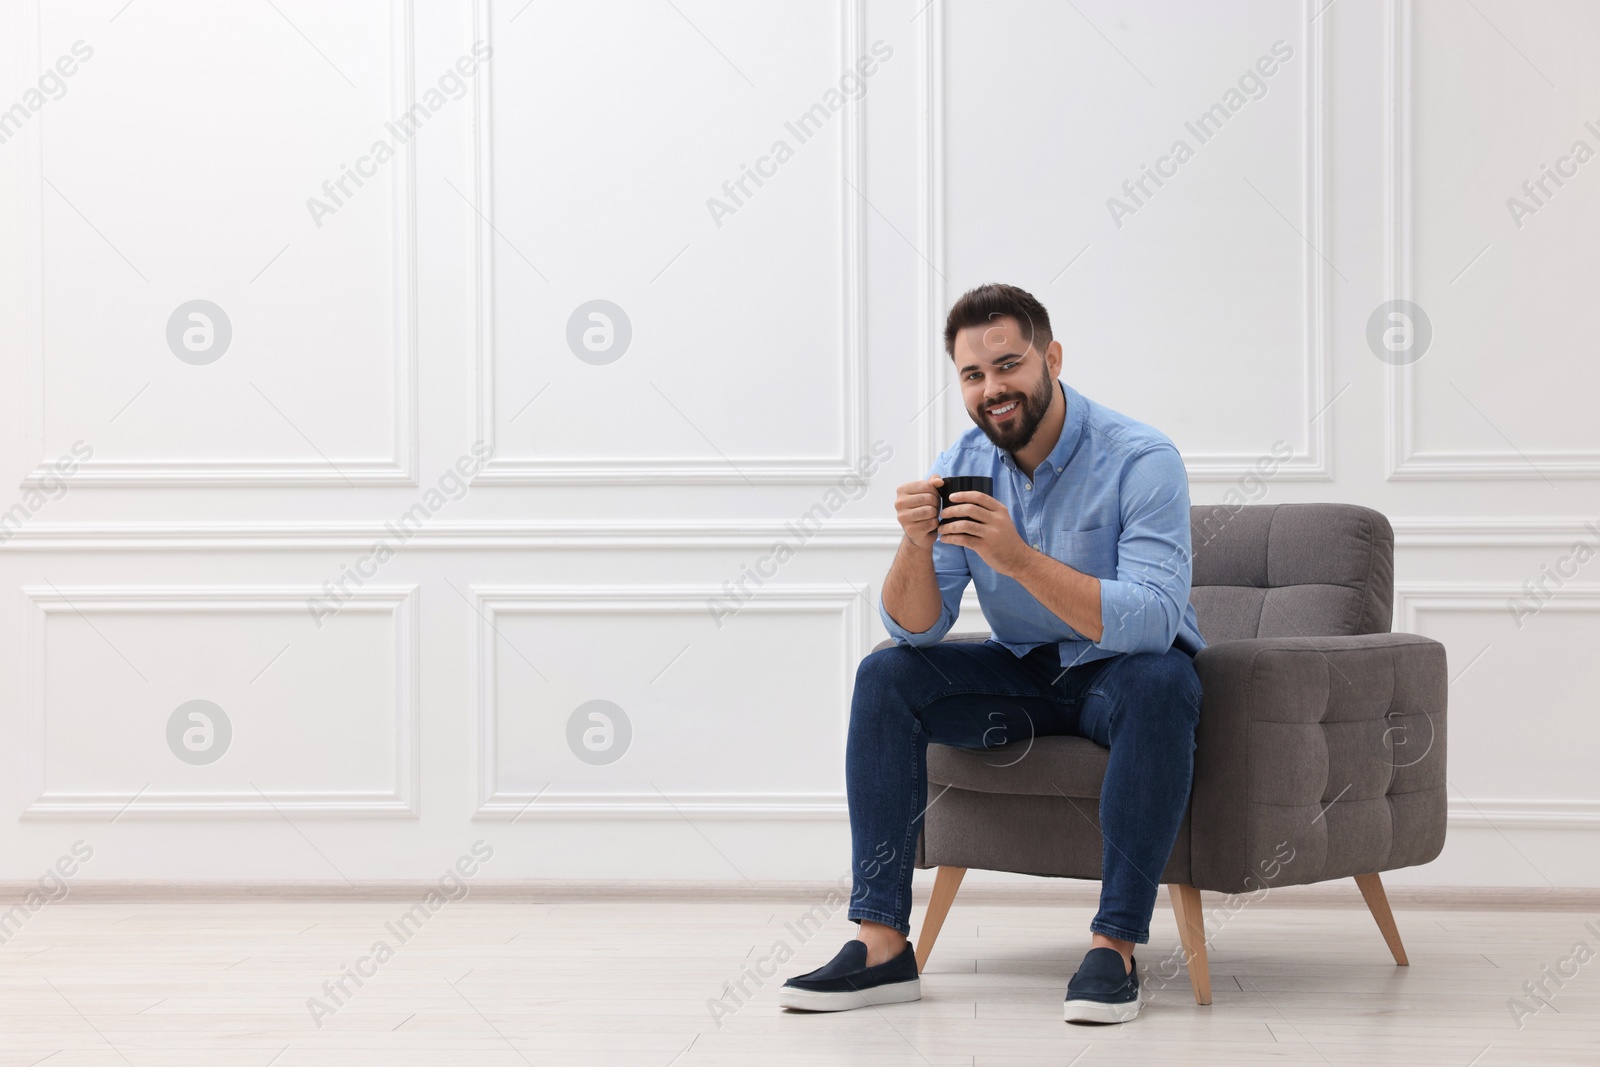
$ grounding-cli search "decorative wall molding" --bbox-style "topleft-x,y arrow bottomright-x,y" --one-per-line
1381,0 -> 1415,483
1396,580 -> 1600,831
915,0 -> 948,478
0,519 -> 908,550
1447,799 -> 1600,831
1394,580 -> 1600,633
1383,0 -> 1600,481
919,1 -> 1333,481
469,583 -> 866,818
9,515 -> 1587,550
1389,518 -> 1600,547
16,0 -> 418,488
477,792 -> 849,821
20,585 -> 420,817
469,0 -> 867,484
10,516 -> 1597,551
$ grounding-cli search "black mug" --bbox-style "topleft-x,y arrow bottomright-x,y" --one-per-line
937,476 -> 994,525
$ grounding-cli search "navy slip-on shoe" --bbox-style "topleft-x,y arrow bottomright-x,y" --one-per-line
1063,946 -> 1141,1024
778,939 -> 921,1012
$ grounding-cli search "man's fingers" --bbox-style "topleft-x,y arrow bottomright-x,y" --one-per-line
950,491 -> 997,509
939,503 -> 989,522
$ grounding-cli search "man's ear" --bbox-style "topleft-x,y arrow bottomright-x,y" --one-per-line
1045,338 -> 1064,377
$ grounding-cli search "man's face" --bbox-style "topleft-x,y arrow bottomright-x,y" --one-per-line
952,316 -> 1057,453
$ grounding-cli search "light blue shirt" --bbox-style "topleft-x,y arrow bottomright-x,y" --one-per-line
880,378 -> 1206,670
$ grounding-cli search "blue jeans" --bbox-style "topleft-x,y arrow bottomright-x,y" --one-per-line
844,639 -> 1202,944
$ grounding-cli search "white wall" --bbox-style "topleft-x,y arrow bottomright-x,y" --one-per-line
1,0 -> 1596,886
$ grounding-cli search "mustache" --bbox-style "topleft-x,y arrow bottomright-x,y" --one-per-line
982,396 -> 1034,421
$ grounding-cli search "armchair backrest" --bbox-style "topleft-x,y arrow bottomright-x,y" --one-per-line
1188,503 -> 1395,644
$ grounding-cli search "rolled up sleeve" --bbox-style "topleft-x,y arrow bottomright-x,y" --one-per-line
879,537 -> 970,646
879,459 -> 972,646
1096,443 -> 1194,655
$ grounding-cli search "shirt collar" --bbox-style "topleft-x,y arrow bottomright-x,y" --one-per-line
998,378 -> 1086,476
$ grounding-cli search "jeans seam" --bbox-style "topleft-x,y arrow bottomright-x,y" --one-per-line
890,719 -> 921,927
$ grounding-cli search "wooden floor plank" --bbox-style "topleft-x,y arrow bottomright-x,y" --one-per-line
0,894 -> 1596,1064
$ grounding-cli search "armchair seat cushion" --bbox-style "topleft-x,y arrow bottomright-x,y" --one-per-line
928,736 -> 1109,798
916,774 -> 1195,884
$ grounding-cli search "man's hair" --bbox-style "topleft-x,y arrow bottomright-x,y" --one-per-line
944,282 -> 1052,358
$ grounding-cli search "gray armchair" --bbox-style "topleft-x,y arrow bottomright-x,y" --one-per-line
880,503 -> 1448,1004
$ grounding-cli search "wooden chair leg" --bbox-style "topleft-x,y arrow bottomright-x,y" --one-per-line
915,866 -> 966,972
1166,883 -> 1212,1006
1354,872 -> 1409,966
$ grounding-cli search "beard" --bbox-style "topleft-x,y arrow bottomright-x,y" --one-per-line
973,368 -> 1057,454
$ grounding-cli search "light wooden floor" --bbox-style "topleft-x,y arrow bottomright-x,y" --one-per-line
1,886 -> 1598,1065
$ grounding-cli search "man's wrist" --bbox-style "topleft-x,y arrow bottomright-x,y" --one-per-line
997,540 -> 1040,580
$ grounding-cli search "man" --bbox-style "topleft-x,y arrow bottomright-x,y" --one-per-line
779,283 -> 1205,1024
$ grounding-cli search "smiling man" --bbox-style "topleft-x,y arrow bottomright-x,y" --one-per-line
779,282 -> 1206,1024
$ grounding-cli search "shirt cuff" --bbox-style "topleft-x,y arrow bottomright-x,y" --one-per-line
1096,578 -> 1171,655
879,594 -> 947,647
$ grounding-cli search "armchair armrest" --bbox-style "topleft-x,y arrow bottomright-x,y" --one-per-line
1187,633 -> 1448,893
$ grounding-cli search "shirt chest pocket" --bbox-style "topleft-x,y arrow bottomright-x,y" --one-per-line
1054,524 -> 1120,581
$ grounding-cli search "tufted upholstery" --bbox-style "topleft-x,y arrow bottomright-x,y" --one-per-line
889,503 -> 1448,896
1188,502 -> 1395,641
1186,632 -> 1446,890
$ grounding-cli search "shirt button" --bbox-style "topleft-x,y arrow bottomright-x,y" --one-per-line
1025,482 -> 1032,490
1056,466 -> 1063,472
1034,542 -> 1042,549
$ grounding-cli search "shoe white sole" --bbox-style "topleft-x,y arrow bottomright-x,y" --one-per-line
1063,995 -> 1142,1024
778,977 -> 921,1012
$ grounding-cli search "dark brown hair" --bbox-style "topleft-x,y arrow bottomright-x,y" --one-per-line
943,282 -> 1052,358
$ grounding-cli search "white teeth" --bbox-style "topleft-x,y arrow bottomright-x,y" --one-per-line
989,402 -> 1017,416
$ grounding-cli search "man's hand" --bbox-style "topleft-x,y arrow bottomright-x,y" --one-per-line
937,491 -> 1031,576
893,476 -> 945,549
